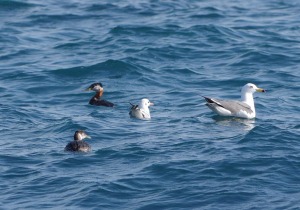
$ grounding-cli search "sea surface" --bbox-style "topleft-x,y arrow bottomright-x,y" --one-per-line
1,0 -> 300,209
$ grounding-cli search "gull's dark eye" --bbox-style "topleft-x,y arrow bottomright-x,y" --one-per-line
250,86 -> 253,88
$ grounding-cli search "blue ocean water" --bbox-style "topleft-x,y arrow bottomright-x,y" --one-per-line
1,0 -> 300,209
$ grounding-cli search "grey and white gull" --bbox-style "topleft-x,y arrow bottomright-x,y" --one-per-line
129,98 -> 154,120
203,83 -> 265,119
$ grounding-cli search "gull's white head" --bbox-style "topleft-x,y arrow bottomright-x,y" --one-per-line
242,83 -> 265,94
139,98 -> 154,109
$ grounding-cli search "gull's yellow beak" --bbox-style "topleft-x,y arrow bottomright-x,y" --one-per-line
256,88 -> 266,92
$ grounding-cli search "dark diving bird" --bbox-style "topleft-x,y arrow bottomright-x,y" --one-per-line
64,130 -> 92,152
85,82 -> 114,107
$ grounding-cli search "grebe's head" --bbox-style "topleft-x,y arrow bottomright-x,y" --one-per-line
242,83 -> 265,94
139,98 -> 154,109
74,130 -> 91,141
86,83 -> 103,92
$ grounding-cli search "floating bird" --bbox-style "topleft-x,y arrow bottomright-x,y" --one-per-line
203,83 -> 265,119
64,130 -> 92,152
129,98 -> 154,120
85,82 -> 114,107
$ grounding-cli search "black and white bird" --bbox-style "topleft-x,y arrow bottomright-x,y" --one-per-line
129,98 -> 154,120
203,83 -> 265,119
64,130 -> 92,152
85,82 -> 114,107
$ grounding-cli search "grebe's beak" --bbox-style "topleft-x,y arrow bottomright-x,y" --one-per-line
85,135 -> 91,139
85,87 -> 92,91
256,88 -> 266,93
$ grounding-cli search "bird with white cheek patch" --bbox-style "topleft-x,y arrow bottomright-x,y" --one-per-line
85,82 -> 114,107
64,130 -> 92,152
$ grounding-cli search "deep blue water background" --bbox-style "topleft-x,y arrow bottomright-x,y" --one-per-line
1,0 -> 300,209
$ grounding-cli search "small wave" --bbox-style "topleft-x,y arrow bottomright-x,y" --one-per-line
229,49 -> 294,68
110,25 -> 171,37
50,59 -> 146,79
190,13 -> 224,19
53,41 -> 90,50
0,0 -> 34,10
141,161 -> 194,179
85,3 -> 119,12
28,14 -> 84,25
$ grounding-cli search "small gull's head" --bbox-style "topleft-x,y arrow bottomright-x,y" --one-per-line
74,130 -> 91,141
242,83 -> 265,94
85,83 -> 103,92
139,98 -> 154,109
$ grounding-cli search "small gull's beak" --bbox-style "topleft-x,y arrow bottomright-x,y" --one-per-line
256,88 -> 266,93
149,102 -> 154,106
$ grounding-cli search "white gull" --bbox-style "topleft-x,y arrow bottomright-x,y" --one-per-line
203,83 -> 265,119
129,98 -> 154,120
